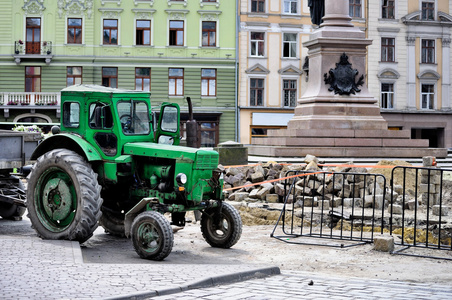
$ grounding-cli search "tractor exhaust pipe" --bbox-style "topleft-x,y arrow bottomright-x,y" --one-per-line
185,97 -> 197,148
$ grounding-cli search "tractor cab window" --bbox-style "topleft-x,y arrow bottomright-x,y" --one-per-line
89,103 -> 113,129
117,100 -> 150,135
63,102 -> 80,128
88,103 -> 116,156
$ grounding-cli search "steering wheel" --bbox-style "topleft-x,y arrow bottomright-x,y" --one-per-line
120,114 -> 132,133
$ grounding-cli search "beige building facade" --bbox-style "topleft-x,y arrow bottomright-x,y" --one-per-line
240,0 -> 452,150
367,0 -> 452,148
238,0 -> 313,144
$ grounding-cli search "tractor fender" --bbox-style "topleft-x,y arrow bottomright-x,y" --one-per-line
124,198 -> 159,238
30,133 -> 102,162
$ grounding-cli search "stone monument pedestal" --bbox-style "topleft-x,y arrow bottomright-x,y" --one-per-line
248,0 -> 447,158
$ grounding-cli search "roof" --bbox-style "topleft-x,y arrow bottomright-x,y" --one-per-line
61,84 -> 149,95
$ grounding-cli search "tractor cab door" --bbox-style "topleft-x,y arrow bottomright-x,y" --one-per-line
155,103 -> 180,145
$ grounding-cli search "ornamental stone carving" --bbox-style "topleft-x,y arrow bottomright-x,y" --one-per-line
57,0 -> 93,19
324,53 -> 364,95
406,36 -> 416,46
23,0 -> 46,16
165,9 -> 189,20
198,10 -> 222,21
98,8 -> 123,19
132,9 -> 156,20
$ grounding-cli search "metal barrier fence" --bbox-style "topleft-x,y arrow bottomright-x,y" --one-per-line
271,166 -> 452,258
271,170 -> 387,248
389,166 -> 452,258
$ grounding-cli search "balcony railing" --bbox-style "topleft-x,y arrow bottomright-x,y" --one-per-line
0,92 -> 60,107
14,41 -> 53,64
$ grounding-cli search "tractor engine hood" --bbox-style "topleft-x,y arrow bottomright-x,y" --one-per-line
123,142 -> 219,169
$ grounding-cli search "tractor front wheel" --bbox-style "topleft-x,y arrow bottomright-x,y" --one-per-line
201,202 -> 242,248
131,211 -> 173,261
27,149 -> 102,243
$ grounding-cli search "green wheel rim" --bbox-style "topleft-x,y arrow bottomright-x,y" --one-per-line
137,222 -> 161,254
34,167 -> 77,232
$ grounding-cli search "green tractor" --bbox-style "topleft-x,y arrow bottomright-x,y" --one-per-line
27,85 -> 242,260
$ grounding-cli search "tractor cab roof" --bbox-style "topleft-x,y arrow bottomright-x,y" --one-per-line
61,84 -> 151,98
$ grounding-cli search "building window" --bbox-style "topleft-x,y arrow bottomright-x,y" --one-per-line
250,78 -> 264,106
250,32 -> 264,57
381,83 -> 394,109
169,20 -> 184,46
26,18 -> 41,54
25,67 -> 41,92
381,0 -> 395,19
349,0 -> 361,18
135,68 -> 150,91
283,33 -> 297,58
202,21 -> 216,47
422,2 -> 435,20
251,0 -> 265,13
421,84 -> 434,109
102,67 -> 118,88
68,18 -> 82,44
283,0 -> 297,14
421,39 -> 435,63
201,69 -> 216,96
381,38 -> 395,62
103,19 -> 118,45
251,126 -> 284,141
67,67 -> 82,86
199,122 -> 218,147
283,80 -> 297,107
169,68 -> 184,96
136,20 -> 151,45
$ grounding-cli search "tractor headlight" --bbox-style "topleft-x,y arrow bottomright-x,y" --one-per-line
176,173 -> 187,186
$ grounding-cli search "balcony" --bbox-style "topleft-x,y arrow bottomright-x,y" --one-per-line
13,41 -> 53,65
0,92 -> 60,118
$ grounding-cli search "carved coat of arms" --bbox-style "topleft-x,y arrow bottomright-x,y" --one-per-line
324,53 -> 364,95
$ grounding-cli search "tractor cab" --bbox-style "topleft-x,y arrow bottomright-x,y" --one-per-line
59,85 -> 180,160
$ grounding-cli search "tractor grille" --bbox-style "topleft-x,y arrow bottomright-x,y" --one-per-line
195,154 -> 218,170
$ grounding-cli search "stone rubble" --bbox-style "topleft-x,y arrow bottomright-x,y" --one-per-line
222,155 -> 452,217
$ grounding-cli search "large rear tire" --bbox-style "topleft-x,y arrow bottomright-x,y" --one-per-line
201,202 -> 242,248
131,211 -> 173,261
27,149 -> 102,243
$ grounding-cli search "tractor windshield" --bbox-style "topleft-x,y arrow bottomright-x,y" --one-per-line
117,100 -> 150,135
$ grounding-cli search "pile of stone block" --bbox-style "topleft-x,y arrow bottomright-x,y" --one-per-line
222,154 -> 450,217
421,156 -> 451,216
223,155 -> 390,210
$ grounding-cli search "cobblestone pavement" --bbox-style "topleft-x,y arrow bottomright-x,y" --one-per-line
2,220 -> 452,300
150,270 -> 452,300
0,236 -> 278,300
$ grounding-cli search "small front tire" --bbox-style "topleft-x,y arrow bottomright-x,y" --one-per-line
201,202 -> 242,248
131,211 -> 173,261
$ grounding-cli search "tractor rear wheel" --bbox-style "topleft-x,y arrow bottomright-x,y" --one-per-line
201,202 -> 242,248
131,211 -> 173,261
27,149 -> 102,243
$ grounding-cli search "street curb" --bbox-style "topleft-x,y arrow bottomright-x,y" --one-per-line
104,266 -> 281,300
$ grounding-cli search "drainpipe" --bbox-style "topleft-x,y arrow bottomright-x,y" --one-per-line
235,0 -> 240,143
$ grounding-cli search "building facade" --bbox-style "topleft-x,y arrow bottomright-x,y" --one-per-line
239,0 -> 452,149
238,0 -> 312,144
0,0 -> 237,147
367,0 -> 452,149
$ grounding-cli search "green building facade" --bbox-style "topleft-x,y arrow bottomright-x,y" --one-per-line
0,0 -> 237,147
